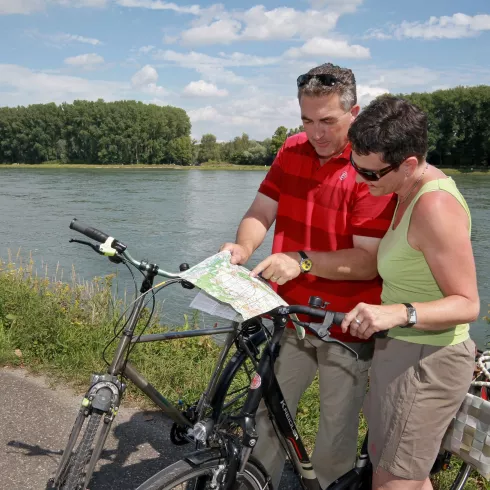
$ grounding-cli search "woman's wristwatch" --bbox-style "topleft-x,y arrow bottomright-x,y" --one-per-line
401,303 -> 417,328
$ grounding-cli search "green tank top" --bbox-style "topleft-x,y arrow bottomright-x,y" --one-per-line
378,177 -> 471,346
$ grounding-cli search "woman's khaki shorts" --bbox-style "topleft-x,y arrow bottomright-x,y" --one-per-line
364,336 -> 475,481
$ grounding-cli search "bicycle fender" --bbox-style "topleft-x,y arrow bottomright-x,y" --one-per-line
185,448 -> 224,467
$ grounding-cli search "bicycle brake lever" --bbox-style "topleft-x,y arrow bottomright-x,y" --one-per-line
69,238 -> 104,255
311,311 -> 359,360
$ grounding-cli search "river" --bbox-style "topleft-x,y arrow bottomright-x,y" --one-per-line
0,168 -> 488,349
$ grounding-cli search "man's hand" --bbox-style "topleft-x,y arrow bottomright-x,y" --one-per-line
250,252 -> 301,285
220,243 -> 251,265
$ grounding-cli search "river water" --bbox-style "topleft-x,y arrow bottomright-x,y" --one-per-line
1,168 -> 488,348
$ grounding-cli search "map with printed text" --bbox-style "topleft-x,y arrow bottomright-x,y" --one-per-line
180,251 -> 288,321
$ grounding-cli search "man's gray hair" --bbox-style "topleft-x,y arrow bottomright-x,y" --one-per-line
298,63 -> 357,111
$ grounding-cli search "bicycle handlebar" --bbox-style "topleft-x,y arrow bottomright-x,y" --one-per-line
69,218 -> 388,343
69,218 -> 181,278
70,218 -> 111,244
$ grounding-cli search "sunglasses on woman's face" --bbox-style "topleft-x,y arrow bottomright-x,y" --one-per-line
350,152 -> 395,182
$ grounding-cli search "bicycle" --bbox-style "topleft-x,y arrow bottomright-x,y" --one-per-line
48,219 -> 269,490
133,297 -> 486,490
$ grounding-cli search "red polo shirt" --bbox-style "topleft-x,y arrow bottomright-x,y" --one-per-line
258,133 -> 396,343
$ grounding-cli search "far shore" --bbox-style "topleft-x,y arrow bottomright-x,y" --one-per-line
0,163 -> 489,175
0,163 -> 268,171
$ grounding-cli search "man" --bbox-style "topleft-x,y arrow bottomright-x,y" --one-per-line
221,63 -> 396,488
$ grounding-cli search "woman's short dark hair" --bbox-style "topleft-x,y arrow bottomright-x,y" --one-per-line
348,95 -> 428,167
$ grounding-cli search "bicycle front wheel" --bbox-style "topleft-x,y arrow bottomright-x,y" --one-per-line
62,410 -> 108,490
135,456 -> 270,490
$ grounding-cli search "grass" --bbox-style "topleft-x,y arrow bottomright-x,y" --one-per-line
0,256 -> 488,489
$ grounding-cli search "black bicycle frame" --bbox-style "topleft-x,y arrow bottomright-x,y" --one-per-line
236,314 -> 323,490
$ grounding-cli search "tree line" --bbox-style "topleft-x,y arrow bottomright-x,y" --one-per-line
401,85 -> 490,168
0,85 -> 489,167
0,100 -> 193,165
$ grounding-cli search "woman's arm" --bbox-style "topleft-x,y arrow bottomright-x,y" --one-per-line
341,190 -> 480,339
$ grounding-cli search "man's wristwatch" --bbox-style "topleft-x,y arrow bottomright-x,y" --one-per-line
401,303 -> 417,328
298,251 -> 313,273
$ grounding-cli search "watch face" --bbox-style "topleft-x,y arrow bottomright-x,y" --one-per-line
301,259 -> 313,272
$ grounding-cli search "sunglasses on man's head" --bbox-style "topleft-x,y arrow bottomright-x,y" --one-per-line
350,152 -> 395,181
297,73 -> 339,88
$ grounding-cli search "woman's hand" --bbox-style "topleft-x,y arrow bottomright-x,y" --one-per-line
340,303 -> 408,340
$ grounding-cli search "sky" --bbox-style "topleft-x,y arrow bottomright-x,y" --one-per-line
0,0 -> 489,142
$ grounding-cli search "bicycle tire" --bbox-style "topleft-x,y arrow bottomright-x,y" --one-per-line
448,462 -> 472,490
48,411 -> 85,489
210,330 -> 266,423
62,410 -> 104,490
135,455 -> 270,490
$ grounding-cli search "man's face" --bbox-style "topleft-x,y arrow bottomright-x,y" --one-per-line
299,93 -> 358,159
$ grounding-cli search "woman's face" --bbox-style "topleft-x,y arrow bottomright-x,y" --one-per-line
350,151 -> 402,196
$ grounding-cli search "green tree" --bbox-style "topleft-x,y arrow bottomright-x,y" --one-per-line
167,136 -> 193,166
197,133 -> 220,163
270,126 -> 288,156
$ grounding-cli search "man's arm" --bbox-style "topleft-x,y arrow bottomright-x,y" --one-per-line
305,235 -> 380,280
250,235 -> 380,284
221,192 -> 278,265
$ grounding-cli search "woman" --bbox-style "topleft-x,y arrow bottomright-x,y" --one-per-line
341,95 -> 479,490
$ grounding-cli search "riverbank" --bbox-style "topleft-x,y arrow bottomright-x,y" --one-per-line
1,163 -> 489,174
0,259 -> 487,489
0,162 -> 269,171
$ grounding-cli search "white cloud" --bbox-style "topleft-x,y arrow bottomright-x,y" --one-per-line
366,13 -> 490,40
0,63 -> 128,105
154,49 -> 278,85
28,30 -> 102,46
239,6 -> 339,42
0,0 -> 45,14
188,105 -> 220,123
180,19 -> 241,45
357,84 -> 389,106
155,49 -> 279,68
363,67 -> 442,88
173,5 -> 342,46
138,45 -> 155,54
183,80 -> 228,97
131,64 -> 167,95
307,0 -> 363,14
285,37 -> 371,59
64,53 -> 105,69
196,66 -> 245,85
115,0 -> 200,14
0,0 -> 106,14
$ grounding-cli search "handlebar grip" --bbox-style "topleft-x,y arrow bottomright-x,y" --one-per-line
70,218 -> 110,244
333,312 -> 345,325
372,330 -> 388,339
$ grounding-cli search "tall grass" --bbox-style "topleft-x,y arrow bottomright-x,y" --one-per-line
0,256 -> 487,489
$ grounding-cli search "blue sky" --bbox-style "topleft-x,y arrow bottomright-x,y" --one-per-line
0,0 -> 489,141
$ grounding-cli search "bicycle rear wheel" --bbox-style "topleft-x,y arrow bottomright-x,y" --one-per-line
447,462 -> 472,490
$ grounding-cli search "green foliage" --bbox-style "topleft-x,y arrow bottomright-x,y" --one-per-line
399,85 -> 490,168
167,136 -> 193,166
0,100 -> 191,165
197,133 -> 221,163
270,126 -> 288,157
